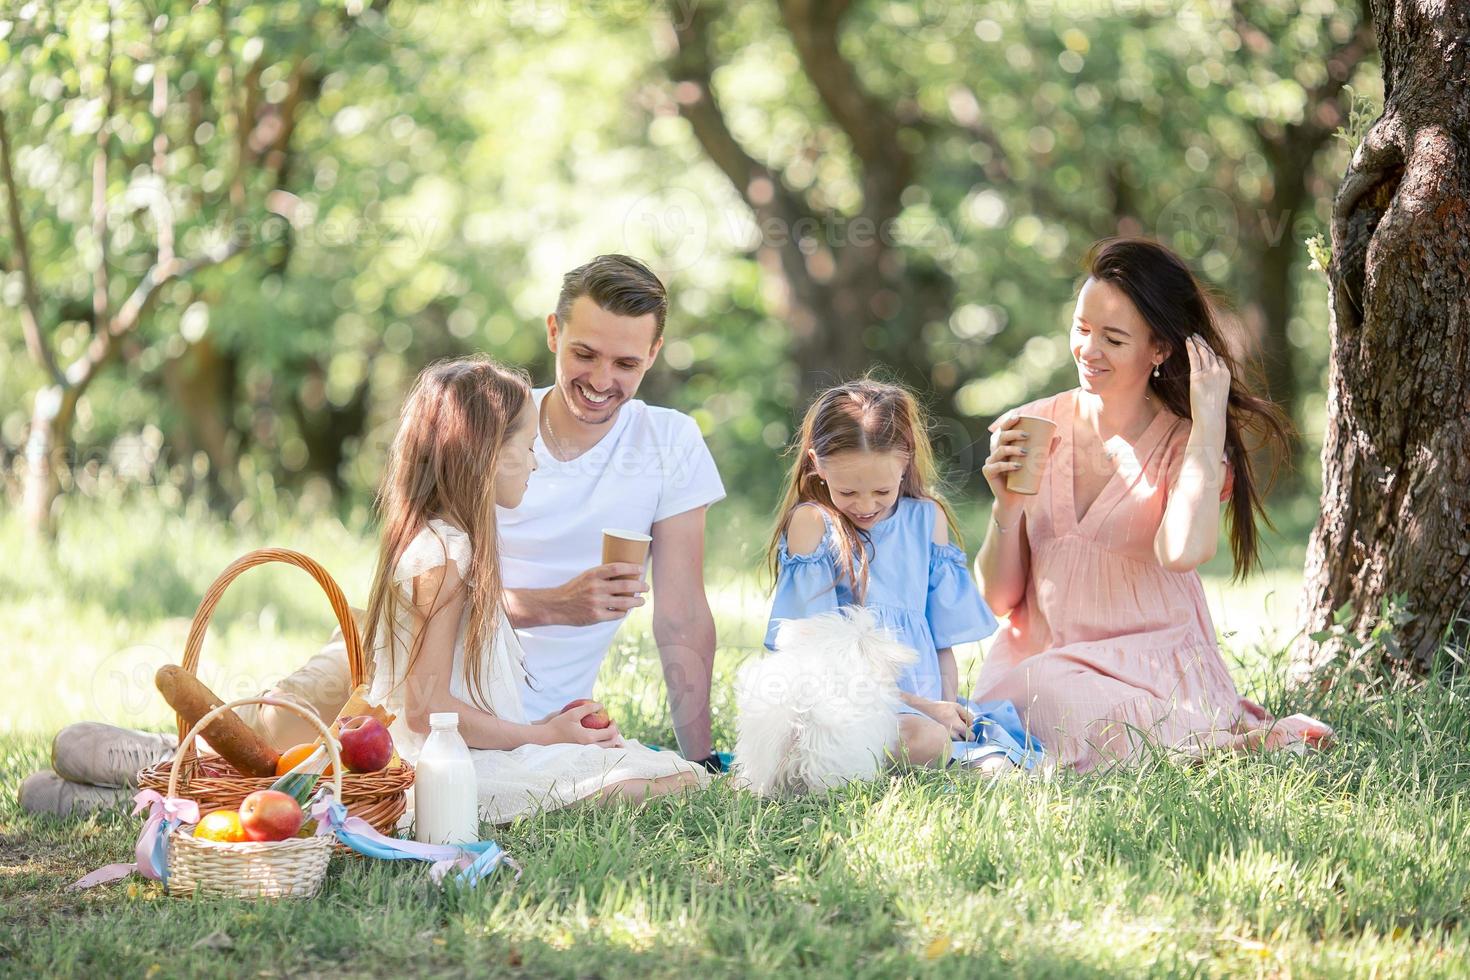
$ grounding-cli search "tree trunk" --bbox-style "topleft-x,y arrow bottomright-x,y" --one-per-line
1297,0 -> 1470,675
21,385 -> 78,537
160,336 -> 244,509
1240,197 -> 1307,494
667,0 -> 946,410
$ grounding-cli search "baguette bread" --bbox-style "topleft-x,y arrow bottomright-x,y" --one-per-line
155,664 -> 281,777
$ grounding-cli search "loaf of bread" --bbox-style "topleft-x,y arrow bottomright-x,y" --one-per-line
155,664 -> 281,777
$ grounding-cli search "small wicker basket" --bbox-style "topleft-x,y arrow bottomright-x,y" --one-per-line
166,697 -> 340,899
139,548 -> 412,838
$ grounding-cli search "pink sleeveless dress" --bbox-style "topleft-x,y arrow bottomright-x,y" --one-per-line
972,389 -> 1330,771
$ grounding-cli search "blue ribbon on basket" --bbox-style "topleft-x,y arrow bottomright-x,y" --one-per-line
309,790 -> 519,887
70,786 -> 518,891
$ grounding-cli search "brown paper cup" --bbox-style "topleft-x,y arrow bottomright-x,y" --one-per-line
602,529 -> 652,594
1004,416 -> 1058,495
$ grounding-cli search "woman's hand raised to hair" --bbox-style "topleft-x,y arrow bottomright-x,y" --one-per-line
1186,335 -> 1231,431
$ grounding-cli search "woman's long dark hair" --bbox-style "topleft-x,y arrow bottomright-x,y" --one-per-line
1085,238 -> 1292,578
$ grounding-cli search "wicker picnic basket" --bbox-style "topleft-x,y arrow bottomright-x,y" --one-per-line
166,696 -> 341,898
138,549 -> 413,839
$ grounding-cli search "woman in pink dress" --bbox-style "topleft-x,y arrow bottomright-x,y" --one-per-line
972,238 -> 1332,771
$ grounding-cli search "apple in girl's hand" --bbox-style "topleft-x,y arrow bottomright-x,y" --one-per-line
561,698 -> 612,730
239,790 -> 305,842
338,715 -> 394,772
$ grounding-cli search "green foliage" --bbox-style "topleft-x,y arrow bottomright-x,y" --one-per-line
1334,84 -> 1381,155
2,1 -> 1380,518
1305,231 -> 1331,273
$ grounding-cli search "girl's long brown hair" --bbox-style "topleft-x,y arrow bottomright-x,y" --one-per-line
766,378 -> 962,603
1085,237 -> 1292,578
361,355 -> 532,712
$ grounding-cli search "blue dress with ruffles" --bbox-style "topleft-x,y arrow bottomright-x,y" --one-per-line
766,496 -> 998,700
766,496 -> 1043,768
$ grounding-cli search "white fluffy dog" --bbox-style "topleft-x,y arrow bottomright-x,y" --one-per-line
734,607 -> 916,797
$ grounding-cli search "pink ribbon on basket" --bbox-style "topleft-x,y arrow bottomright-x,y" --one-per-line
69,790 -> 200,890
310,791 -> 519,886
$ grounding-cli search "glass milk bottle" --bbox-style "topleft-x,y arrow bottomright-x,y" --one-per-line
414,712 -> 479,845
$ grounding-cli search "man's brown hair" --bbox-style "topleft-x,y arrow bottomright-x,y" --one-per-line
555,254 -> 668,343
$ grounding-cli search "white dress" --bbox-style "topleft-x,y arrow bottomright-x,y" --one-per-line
367,519 -> 708,824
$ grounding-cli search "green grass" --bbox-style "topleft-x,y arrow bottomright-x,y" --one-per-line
2,493 -> 1467,977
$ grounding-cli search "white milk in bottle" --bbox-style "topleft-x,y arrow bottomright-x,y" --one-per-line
413,712 -> 479,845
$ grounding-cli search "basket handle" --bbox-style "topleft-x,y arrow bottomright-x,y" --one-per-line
176,548 -> 366,741
169,696 -> 345,802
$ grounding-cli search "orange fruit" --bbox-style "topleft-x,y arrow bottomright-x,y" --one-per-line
275,741 -> 333,777
193,809 -> 247,842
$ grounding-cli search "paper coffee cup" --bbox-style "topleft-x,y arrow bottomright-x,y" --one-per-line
1003,416 -> 1058,496
602,529 -> 652,593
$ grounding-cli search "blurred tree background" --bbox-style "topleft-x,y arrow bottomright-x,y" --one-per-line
2,0 -> 1378,539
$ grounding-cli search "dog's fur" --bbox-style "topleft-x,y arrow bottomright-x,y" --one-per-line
734,607 -> 916,797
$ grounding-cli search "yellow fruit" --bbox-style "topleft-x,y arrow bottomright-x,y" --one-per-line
275,741 -> 333,777
193,809 -> 247,842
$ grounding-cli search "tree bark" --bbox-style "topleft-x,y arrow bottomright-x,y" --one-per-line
666,1 -> 940,404
20,386 -> 79,534
1,2 -> 325,537
1297,0 -> 1470,675
161,336 -> 244,509
1226,1 -> 1375,483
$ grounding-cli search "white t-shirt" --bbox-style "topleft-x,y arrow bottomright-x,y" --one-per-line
497,387 -> 726,720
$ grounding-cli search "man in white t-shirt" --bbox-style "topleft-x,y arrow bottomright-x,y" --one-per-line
17,255 -> 727,819
498,254 -> 726,770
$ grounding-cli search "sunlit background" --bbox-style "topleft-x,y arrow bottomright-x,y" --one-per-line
1,0 -> 1377,730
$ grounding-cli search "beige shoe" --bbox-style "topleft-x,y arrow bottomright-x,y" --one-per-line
19,770 -> 132,818
51,722 -> 177,788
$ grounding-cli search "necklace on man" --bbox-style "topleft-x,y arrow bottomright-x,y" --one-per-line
542,390 -> 576,462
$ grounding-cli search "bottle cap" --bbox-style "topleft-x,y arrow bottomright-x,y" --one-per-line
429,712 -> 459,729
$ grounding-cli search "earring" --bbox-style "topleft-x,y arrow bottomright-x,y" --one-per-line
1153,363 -> 1161,378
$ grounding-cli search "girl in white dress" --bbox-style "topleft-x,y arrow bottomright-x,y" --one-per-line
361,356 -> 706,825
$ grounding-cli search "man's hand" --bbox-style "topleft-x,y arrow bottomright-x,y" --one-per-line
504,563 -> 648,628
558,563 -> 649,625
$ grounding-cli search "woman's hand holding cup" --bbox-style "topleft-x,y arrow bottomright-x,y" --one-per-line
984,411 -> 1048,524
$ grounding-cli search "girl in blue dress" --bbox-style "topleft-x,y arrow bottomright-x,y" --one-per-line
765,379 -> 1034,770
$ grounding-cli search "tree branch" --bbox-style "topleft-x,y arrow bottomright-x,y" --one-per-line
1230,0 -> 1376,154
253,56 -> 314,189
1296,18 -> 1377,146
152,15 -> 174,266
666,1 -> 814,228
91,0 -> 117,333
0,108 -> 62,386
775,0 -> 911,212
218,0 -> 247,215
65,238 -> 247,394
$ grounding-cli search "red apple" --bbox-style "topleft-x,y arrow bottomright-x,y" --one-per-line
239,789 -> 305,842
561,698 -> 612,730
338,715 -> 394,773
